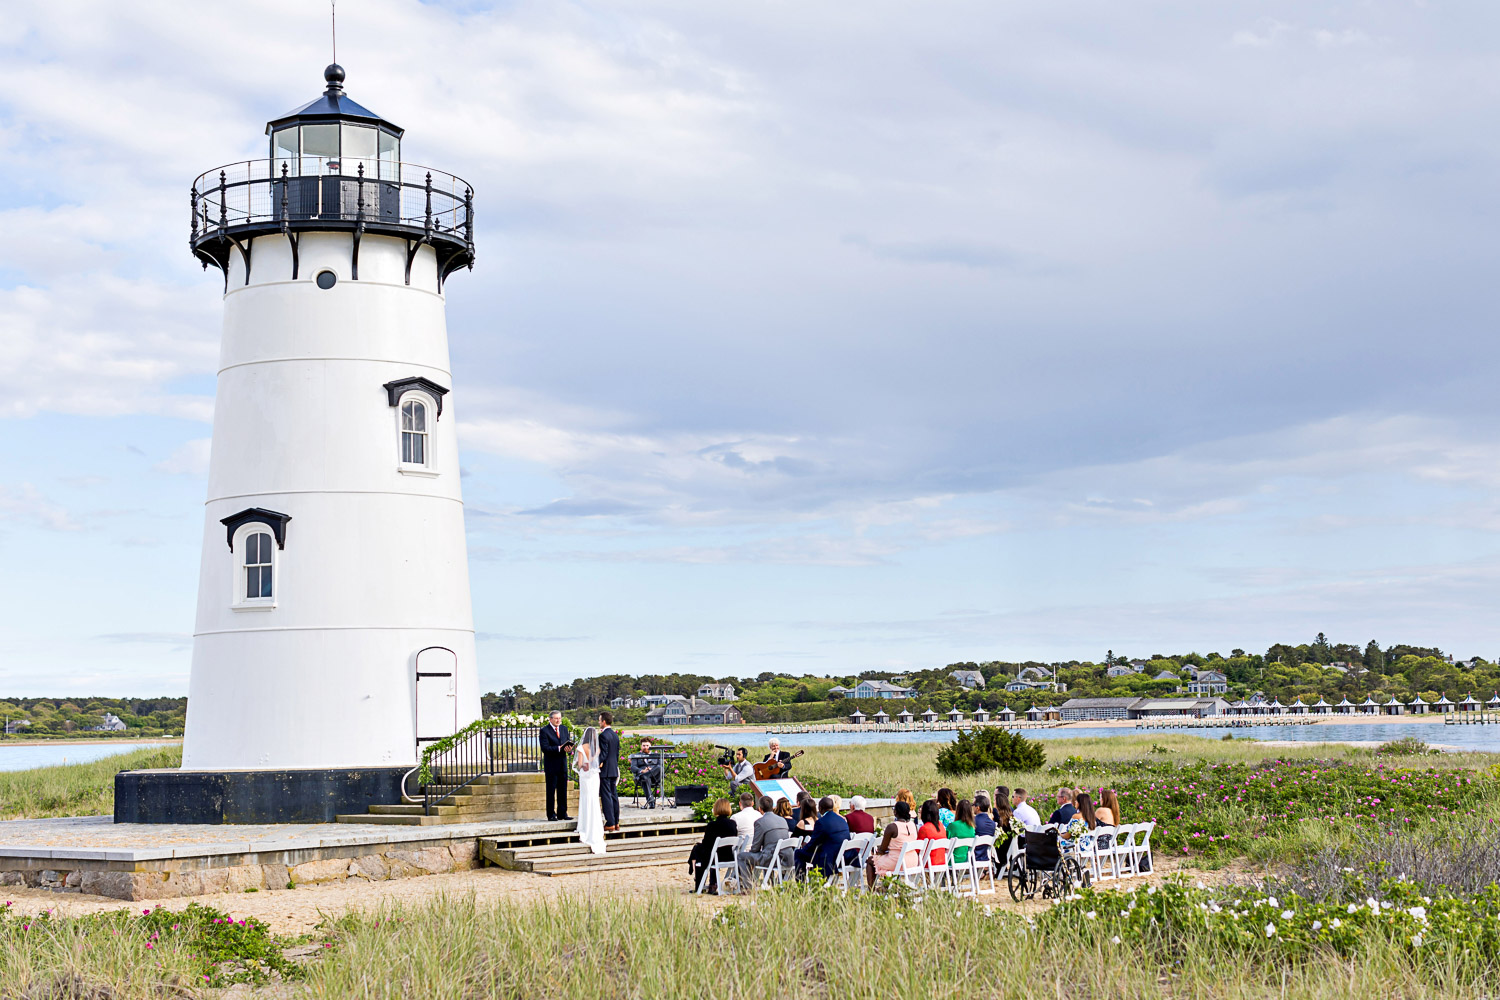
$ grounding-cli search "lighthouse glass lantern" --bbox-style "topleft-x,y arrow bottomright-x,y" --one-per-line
177,65 -> 481,792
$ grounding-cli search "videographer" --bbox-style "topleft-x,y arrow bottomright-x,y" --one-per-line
721,746 -> 754,796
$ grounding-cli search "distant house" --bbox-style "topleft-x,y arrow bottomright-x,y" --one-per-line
687,698 -> 742,725
4,719 -> 31,735
949,670 -> 986,690
1458,659 -> 1479,670
1326,663 -> 1350,674
1129,660 -> 1149,671
1106,663 -> 1140,678
92,712 -> 127,732
827,685 -> 852,698
1186,671 -> 1228,695
642,694 -> 688,708
853,680 -> 919,700
1130,698 -> 1230,719
1007,667 -> 1064,693
1153,671 -> 1178,681
1059,697 -> 1138,721
697,683 -> 737,702
644,700 -> 690,725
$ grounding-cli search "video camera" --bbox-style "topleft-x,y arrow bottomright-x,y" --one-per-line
714,745 -> 736,768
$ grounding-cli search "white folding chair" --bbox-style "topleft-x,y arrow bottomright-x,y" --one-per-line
1090,826 -> 1118,881
892,840 -> 926,890
948,837 -> 978,896
1134,821 -> 1155,875
826,836 -> 865,892
921,838 -> 953,891
696,835 -> 746,894
970,834 -> 997,895
1112,824 -> 1139,878
755,837 -> 800,888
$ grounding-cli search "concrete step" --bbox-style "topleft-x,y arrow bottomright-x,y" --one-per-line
510,833 -> 701,860
368,803 -> 460,816
534,854 -> 689,877
333,813 -> 448,826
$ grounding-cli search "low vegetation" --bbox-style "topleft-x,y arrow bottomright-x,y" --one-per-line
0,745 -> 181,820
935,727 -> 1046,776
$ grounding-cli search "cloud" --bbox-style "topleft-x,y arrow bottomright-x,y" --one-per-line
153,439 -> 212,477
0,484 -> 81,531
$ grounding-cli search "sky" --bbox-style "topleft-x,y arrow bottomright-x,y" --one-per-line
2,1 -> 1499,696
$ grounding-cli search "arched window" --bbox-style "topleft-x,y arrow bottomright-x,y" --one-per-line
400,398 -> 428,466
244,531 -> 274,600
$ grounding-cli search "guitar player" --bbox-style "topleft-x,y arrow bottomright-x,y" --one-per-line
762,738 -> 795,777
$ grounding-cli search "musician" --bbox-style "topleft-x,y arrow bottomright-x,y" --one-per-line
723,747 -> 754,796
628,738 -> 666,810
762,738 -> 794,778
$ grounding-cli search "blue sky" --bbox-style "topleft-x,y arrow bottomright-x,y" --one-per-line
3,1 -> 1499,695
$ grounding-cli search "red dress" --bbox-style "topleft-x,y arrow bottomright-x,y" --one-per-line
918,821 -> 947,864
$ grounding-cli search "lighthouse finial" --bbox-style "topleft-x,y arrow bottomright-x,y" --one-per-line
331,0 -> 337,65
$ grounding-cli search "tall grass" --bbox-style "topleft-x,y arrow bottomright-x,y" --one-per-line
0,745 -> 182,820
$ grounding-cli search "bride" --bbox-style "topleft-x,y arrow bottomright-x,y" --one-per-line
573,726 -> 606,855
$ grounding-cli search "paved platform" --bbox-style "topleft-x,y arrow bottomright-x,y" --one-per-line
0,806 -> 694,900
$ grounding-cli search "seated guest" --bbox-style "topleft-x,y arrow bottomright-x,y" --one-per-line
993,785 -> 1011,812
688,799 -> 741,894
737,795 -> 795,886
972,794 -> 996,861
895,788 -> 916,818
917,799 -> 947,866
794,796 -> 851,881
723,747 -> 756,796
774,796 -> 795,826
947,798 -> 976,864
792,791 -> 818,834
1096,788 -> 1119,827
627,739 -> 666,809
845,795 -> 876,835
1011,788 -> 1042,831
730,791 -> 759,839
1048,787 -> 1077,826
1075,791 -> 1099,830
868,800 -> 919,887
937,787 -> 958,828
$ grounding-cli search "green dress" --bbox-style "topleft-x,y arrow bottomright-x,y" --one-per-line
947,819 -> 976,862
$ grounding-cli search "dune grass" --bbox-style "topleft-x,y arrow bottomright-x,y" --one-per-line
0,745 -> 182,820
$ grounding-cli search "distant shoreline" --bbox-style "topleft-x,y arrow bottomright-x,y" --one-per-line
0,738 -> 180,749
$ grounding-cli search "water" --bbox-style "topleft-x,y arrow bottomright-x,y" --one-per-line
764,724 -> 1500,754
0,743 -> 167,772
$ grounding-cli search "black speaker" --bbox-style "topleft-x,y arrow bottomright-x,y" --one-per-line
674,784 -> 709,806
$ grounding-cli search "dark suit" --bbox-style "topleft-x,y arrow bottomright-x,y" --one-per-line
539,722 -> 572,821
795,811 -> 851,880
629,753 -> 665,809
597,727 -> 620,827
762,750 -> 793,776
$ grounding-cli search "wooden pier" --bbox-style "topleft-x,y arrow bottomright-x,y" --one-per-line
764,721 -> 1065,735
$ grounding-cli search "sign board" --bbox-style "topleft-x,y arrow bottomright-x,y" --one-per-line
749,775 -> 808,806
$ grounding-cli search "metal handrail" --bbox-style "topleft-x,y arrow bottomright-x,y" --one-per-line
189,158 -> 473,245
420,723 -> 541,815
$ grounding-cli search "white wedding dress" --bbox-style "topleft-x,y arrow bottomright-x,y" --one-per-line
574,729 -> 606,855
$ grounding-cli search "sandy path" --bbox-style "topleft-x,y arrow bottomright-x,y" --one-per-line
0,856 -> 1240,935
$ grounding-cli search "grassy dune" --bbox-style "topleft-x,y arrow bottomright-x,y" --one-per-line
0,745 -> 182,820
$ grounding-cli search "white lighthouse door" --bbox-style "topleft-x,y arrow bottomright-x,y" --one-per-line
414,646 -> 459,748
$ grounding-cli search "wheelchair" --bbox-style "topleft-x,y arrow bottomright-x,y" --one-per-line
1004,826 -> 1087,902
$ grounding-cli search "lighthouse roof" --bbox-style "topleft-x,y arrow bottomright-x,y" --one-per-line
266,64 -> 404,136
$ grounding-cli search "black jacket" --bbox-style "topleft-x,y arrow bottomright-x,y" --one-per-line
597,728 -> 620,779
539,722 -> 572,769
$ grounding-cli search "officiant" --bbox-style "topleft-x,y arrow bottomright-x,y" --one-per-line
539,710 -> 573,822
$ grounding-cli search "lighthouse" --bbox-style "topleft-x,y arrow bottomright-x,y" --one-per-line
176,65 -> 481,790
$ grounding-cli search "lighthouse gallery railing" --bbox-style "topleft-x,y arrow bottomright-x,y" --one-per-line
190,157 -> 473,251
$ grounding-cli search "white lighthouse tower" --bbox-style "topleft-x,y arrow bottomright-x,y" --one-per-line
180,65 -> 481,781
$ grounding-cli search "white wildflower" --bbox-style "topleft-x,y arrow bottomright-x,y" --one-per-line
1148,885 -> 1157,895
1265,923 -> 1276,937
1281,910 -> 1294,920
1332,919 -> 1341,928
1086,911 -> 1097,920
1348,904 -> 1358,914
1412,933 -> 1423,947
1110,935 -> 1121,945
1195,880 -> 1206,889
1423,895 -> 1432,904
894,912 -> 904,920
1408,906 -> 1427,922
1311,920 -> 1322,931
1269,897 -> 1278,908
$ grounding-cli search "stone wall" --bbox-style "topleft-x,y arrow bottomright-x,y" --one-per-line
0,839 -> 482,902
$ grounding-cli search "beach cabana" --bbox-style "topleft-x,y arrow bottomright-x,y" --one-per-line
1288,700 -> 1309,715
1226,700 -> 1247,716
1459,694 -> 1481,713
1357,697 -> 1379,715
1334,697 -> 1355,715
920,708 -> 939,724
872,709 -> 890,725
1310,698 -> 1332,715
1434,695 -> 1455,714
848,708 -> 867,725
895,708 -> 914,725
1025,705 -> 1044,722
996,706 -> 1016,723
972,706 -> 991,723
1267,698 -> 1286,715
947,707 -> 966,724
1407,695 -> 1428,714
1381,697 -> 1404,716
1488,693 -> 1500,711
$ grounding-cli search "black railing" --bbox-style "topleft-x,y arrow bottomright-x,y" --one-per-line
418,724 -> 540,815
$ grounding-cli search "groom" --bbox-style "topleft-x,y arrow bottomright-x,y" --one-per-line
597,711 -> 620,832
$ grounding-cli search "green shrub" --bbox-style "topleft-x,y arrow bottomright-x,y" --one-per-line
935,728 -> 1045,776
1376,737 -> 1436,756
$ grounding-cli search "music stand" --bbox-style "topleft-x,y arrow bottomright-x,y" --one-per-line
748,775 -> 807,807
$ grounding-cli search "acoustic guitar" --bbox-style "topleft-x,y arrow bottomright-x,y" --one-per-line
752,750 -> 804,780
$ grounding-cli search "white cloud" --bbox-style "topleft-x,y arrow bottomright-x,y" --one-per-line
0,483 -> 80,532
153,438 -> 212,478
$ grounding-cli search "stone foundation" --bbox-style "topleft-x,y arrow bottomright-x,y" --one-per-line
0,838 -> 482,901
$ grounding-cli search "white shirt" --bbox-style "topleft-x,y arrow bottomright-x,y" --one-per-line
730,760 -> 755,784
1013,800 -> 1042,831
731,806 -> 758,839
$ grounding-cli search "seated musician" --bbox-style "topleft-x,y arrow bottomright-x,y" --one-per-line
724,747 -> 754,796
762,738 -> 793,777
628,738 -> 666,809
